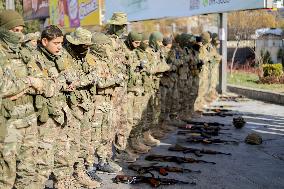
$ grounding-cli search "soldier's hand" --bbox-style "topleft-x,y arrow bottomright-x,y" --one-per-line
7,88 -> 29,100
28,77 -> 44,92
66,81 -> 80,91
66,84 -> 75,91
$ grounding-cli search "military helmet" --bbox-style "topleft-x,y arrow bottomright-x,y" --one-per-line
66,27 -> 93,45
0,10 -> 25,30
245,133 -> 262,145
233,116 -> 246,129
107,12 -> 129,25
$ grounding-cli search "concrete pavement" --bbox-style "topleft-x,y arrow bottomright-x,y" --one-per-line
99,94 -> 284,189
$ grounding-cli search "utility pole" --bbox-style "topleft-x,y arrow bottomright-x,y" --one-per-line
218,13 -> 228,94
5,0 -> 15,10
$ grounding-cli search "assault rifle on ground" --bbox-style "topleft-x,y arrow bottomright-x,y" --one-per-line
187,136 -> 239,145
168,144 -> 231,157
178,124 -> 224,131
145,154 -> 216,164
201,112 -> 235,117
177,130 -> 220,137
182,120 -> 226,127
128,164 -> 201,176
113,174 -> 191,188
205,108 -> 232,113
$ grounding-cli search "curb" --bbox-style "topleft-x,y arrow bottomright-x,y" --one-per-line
227,85 -> 284,105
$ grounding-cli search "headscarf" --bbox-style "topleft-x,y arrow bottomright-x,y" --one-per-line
0,27 -> 23,52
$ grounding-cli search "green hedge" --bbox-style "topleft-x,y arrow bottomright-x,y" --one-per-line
262,63 -> 283,77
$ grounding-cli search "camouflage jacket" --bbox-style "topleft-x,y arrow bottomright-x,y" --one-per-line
60,48 -> 98,120
32,46 -> 67,123
126,48 -> 144,95
0,40 -> 50,119
108,34 -> 129,86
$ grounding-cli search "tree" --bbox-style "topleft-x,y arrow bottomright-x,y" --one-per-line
228,10 -> 277,40
228,10 -> 277,76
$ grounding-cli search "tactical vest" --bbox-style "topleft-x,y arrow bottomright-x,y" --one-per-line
0,43 -> 35,119
33,49 -> 67,123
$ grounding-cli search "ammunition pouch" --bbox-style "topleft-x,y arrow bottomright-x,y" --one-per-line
2,95 -> 34,119
35,95 -> 49,123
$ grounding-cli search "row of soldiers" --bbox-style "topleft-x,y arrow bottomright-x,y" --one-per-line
0,11 -> 221,189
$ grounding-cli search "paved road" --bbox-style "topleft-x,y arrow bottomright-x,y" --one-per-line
98,94 -> 284,189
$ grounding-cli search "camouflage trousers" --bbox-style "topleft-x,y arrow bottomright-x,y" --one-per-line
53,107 -> 81,181
170,82 -> 180,117
195,64 -> 209,110
160,81 -> 179,121
178,79 -> 191,119
186,76 -> 196,116
112,86 -> 128,151
0,115 -> 7,151
72,106 -> 95,170
206,63 -> 219,102
92,95 -> 113,160
128,92 -> 152,139
160,86 -> 169,122
36,117 -> 60,188
141,93 -> 153,133
0,113 -> 38,189
151,90 -> 161,129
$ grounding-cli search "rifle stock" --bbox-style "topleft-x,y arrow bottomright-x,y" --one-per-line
113,175 -> 191,187
145,154 -> 216,164
128,164 -> 201,176
169,144 -> 231,156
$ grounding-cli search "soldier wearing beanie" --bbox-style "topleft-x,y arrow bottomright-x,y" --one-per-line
0,10 -> 47,189
0,10 -> 25,30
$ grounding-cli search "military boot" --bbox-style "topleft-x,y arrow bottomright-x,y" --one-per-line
151,128 -> 166,139
114,149 -> 138,163
143,131 -> 160,147
129,137 -> 150,154
73,164 -> 101,189
86,167 -> 103,183
159,122 -> 175,132
54,177 -> 78,189
96,158 -> 122,174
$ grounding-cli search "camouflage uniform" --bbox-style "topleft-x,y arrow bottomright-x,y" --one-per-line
134,45 -> 163,147
105,13 -> 129,156
0,30 -> 52,188
206,33 -> 221,101
108,35 -> 129,155
33,44 -> 75,188
89,33 -> 118,162
194,32 -> 211,111
148,32 -> 170,132
62,28 -> 101,188
166,42 -> 183,118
